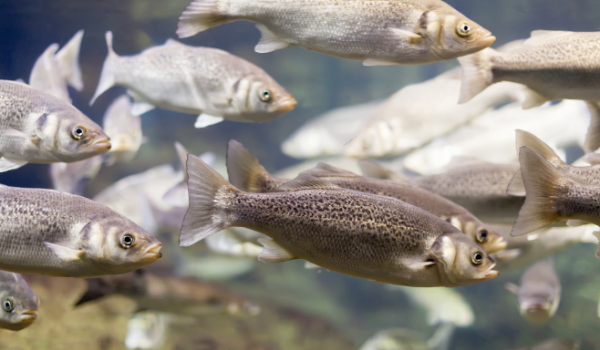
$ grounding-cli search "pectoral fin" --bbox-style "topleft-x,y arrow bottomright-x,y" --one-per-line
390,28 -> 422,44
44,242 -> 84,261
408,260 -> 436,270
195,114 -> 224,128
130,101 -> 156,116
0,157 -> 27,172
3,129 -> 39,144
255,24 -> 291,53
257,238 -> 296,263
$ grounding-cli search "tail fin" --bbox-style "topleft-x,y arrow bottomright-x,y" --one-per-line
585,101 -> 600,152
180,154 -> 238,246
515,130 -> 565,167
226,140 -> 274,192
457,48 -> 495,104
177,0 -> 229,38
90,31 -> 118,105
358,160 -> 409,182
56,30 -> 84,91
74,277 -> 114,307
510,147 -> 563,237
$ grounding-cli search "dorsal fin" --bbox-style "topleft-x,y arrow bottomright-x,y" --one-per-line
303,162 -> 357,178
274,173 -> 341,192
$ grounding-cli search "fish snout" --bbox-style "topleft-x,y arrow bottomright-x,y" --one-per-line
470,32 -> 496,49
91,136 -> 112,152
276,96 -> 297,113
488,238 -> 508,253
140,242 -> 163,262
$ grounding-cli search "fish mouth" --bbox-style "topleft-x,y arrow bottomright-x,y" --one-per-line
141,242 -> 163,262
277,97 -> 297,113
471,33 -> 496,48
91,138 -> 112,151
486,238 -> 508,254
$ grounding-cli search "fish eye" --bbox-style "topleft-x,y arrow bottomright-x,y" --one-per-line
258,89 -> 272,102
71,125 -> 86,140
3,298 -> 14,313
456,22 -> 472,37
476,229 -> 488,243
120,233 -> 136,248
471,251 -> 484,265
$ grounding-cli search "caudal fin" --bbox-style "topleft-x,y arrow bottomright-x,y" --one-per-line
510,147 -> 563,237
180,154 -> 238,246
457,48 -> 495,104
226,140 -> 275,192
585,101 -> 600,152
515,129 -> 565,167
177,0 -> 229,38
56,30 -> 84,91
90,32 -> 118,105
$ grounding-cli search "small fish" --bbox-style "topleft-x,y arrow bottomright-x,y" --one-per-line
227,140 -> 506,253
181,154 -> 498,287
0,81 -> 111,172
281,100 -> 381,159
49,156 -> 103,196
0,271 -> 38,331
28,30 -> 84,102
124,311 -> 169,350
0,185 -> 162,277
76,269 -> 259,317
177,0 -> 495,65
103,95 -> 143,165
458,30 -> 600,108
505,260 -> 561,324
91,33 -> 296,128
359,160 -> 524,224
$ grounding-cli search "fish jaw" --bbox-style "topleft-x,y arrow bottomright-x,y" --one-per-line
484,237 -> 508,254
140,242 -> 163,264
2,310 -> 38,331
91,137 -> 112,153
276,96 -> 297,114
467,33 -> 496,53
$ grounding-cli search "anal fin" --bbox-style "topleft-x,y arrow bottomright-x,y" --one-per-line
257,238 -> 296,263
195,114 -> 224,128
0,157 -> 27,172
522,89 -> 551,109
255,25 -> 291,53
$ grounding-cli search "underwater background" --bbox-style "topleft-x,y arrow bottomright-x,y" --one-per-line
1,0 -> 600,349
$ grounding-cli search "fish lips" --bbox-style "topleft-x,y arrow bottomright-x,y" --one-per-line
486,238 -> 508,254
91,137 -> 112,152
140,242 -> 163,263
469,33 -> 496,51
4,310 -> 38,331
276,96 -> 297,113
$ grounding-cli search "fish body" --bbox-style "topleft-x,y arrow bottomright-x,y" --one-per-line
227,140 -> 506,253
181,155 -> 497,287
0,185 -> 162,277
177,0 -> 495,65
0,271 -> 38,331
103,95 -> 143,165
459,30 -> 600,107
91,33 -> 296,128
49,156 -> 103,196
0,81 -> 110,172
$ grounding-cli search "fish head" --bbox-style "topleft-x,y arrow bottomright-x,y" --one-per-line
0,274 -> 38,331
461,219 -> 508,254
430,232 -> 498,286
234,76 -> 297,122
423,9 -> 495,60
80,217 -> 163,274
344,122 -> 393,158
36,106 -> 112,162
519,296 -> 555,324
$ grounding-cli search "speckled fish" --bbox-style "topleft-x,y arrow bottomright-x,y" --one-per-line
0,185 -> 162,277
505,260 -> 560,324
0,80 -> 110,172
28,30 -> 84,102
49,155 -> 103,196
91,32 -> 296,128
181,154 -> 498,287
359,160 -> 524,224
177,0 -> 495,65
227,140 -> 506,253
459,30 -> 600,108
0,271 -> 38,331
76,269 -> 260,317
103,95 -> 143,165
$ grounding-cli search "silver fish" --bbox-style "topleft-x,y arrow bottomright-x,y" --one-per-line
91,33 -> 296,128
359,160 -> 524,224
103,95 -> 143,165
459,30 -> 600,108
181,155 -> 498,287
177,0 -> 495,65
28,30 -> 84,102
506,260 -> 561,324
0,80 -> 111,172
227,140 -> 506,253
49,156 -> 103,196
0,185 -> 162,277
0,271 -> 38,331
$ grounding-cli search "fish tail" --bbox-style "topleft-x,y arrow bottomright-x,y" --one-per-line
585,101 -> 600,152
180,154 -> 239,247
177,0 -> 229,38
510,147 -> 563,237
90,31 -> 118,105
457,48 -> 496,103
55,30 -> 84,91
358,160 -> 410,182
226,140 -> 273,192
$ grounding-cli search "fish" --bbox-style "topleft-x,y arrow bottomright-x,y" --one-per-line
505,260 -> 561,324
124,311 -> 169,350
281,100 -> 381,159
227,140 -> 506,253
75,269 -> 260,317
0,184 -> 162,277
359,323 -> 455,350
177,0 -> 495,65
49,155 -> 103,196
103,95 -> 143,165
0,270 -> 38,331
28,30 -> 84,102
90,32 -> 296,128
458,30 -> 600,108
401,100 -> 588,175
0,80 -> 111,172
359,160 -> 524,224
344,70 -> 524,158
180,154 -> 498,287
